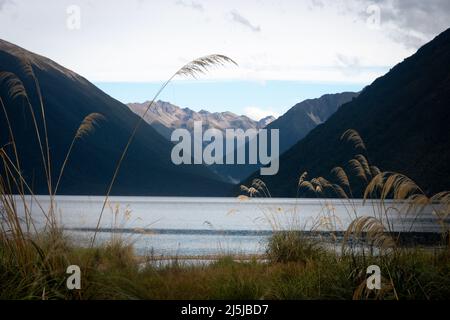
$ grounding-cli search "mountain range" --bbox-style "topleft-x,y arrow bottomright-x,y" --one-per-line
266,92 -> 359,154
127,94 -> 358,183
127,100 -> 275,141
209,92 -> 358,183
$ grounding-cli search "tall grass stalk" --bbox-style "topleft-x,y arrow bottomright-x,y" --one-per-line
90,55 -> 237,247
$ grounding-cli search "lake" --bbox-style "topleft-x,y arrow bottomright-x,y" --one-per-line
14,196 -> 442,256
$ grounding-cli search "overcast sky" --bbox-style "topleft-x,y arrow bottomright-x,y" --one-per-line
1,0 -> 449,118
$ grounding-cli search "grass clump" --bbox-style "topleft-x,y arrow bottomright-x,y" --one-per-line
1,230 -> 450,299
266,231 -> 323,264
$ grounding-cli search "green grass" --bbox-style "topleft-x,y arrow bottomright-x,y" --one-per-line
1,231 -> 450,300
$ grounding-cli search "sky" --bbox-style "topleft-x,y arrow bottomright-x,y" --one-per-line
1,0 -> 449,119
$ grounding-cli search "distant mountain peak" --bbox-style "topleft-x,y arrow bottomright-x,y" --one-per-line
126,100 -> 272,141
266,91 -> 359,154
258,115 -> 276,127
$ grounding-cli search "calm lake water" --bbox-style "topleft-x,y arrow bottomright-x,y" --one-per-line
14,196 -> 442,256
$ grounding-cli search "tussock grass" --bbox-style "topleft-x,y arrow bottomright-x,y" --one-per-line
266,231 -> 323,264
238,129 -> 450,300
3,233 -> 450,299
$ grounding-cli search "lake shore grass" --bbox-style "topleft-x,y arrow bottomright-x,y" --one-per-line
1,229 -> 450,300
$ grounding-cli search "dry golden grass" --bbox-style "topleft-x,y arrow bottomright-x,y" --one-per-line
175,55 -> 237,78
240,128 -> 450,300
0,71 -> 28,100
54,113 -> 106,194
331,167 -> 350,189
341,129 -> 366,150
75,113 -> 105,139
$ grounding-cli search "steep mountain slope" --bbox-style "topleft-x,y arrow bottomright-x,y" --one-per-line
127,100 -> 275,140
241,28 -> 450,197
266,92 -> 359,154
210,92 -> 358,183
0,39 -> 232,196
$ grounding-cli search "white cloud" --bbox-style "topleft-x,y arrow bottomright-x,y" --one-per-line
0,0 -> 446,83
0,0 -> 14,11
310,0 -> 450,49
361,0 -> 450,48
229,10 -> 261,32
244,106 -> 280,121
175,0 -> 204,12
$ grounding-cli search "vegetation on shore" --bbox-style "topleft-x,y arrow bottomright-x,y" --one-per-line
1,230 -> 450,300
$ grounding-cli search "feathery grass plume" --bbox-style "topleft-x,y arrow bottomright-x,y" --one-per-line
175,55 -> 237,78
240,184 -> 261,197
404,187 -> 450,234
5,48 -> 36,77
355,154 -> 372,179
252,178 -> 271,197
296,171 -> 309,198
341,129 -> 366,150
2,62 -> 54,225
0,72 -> 28,101
309,177 -> 332,194
299,180 -> 315,194
249,187 -> 259,197
92,54 -> 237,248
0,72 -> 50,204
431,191 -> 450,203
18,56 -> 36,79
343,216 -> 396,252
364,172 -> 385,200
251,178 -> 265,189
16,55 -> 53,204
349,158 -> 367,182
381,173 -> 423,200
75,113 -> 105,139
310,178 -> 320,186
364,172 -> 427,231
370,165 -> 381,177
407,193 -> 430,207
54,113 -> 106,195
0,71 -> 52,205
316,177 -> 331,188
298,171 -> 308,186
331,167 -> 350,188
329,183 -> 349,199
240,185 -> 249,193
